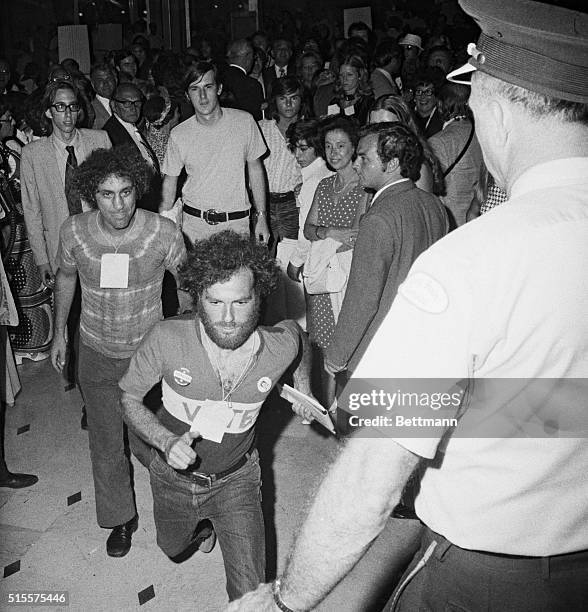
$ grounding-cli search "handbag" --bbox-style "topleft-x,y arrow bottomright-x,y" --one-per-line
303,238 -> 348,295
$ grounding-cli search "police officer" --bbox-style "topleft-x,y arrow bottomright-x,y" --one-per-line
227,1 -> 588,610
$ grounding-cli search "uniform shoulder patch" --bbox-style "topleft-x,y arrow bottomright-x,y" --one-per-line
398,271 -> 449,314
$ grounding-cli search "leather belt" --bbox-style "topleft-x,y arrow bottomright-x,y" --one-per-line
183,203 -> 250,225
159,448 -> 254,487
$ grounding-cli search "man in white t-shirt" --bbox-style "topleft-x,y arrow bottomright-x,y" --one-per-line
159,61 -> 270,244
227,1 -> 588,610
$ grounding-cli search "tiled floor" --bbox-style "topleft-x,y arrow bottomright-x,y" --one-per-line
0,356 -> 389,612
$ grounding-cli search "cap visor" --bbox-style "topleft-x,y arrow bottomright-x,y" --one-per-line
447,62 -> 475,85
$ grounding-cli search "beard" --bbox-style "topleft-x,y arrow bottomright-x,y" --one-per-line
197,300 -> 260,350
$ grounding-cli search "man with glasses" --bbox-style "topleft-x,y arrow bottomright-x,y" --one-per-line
21,80 -> 111,290
412,69 -> 444,138
103,83 -> 160,211
21,81 -> 111,426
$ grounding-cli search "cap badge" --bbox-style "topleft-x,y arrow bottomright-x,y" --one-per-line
467,42 -> 485,64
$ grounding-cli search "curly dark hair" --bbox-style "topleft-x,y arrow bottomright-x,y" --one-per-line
72,145 -> 151,208
361,122 -> 423,182
180,230 -> 280,303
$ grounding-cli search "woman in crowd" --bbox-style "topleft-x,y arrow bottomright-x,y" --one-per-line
428,81 -> 484,227
328,53 -> 373,125
411,68 -> 444,138
369,94 -> 445,196
286,118 -> 333,283
258,76 -> 305,256
303,116 -> 369,403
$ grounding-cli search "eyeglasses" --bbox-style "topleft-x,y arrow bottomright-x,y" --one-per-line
114,99 -> 143,109
0,117 -> 13,123
51,102 -> 81,112
415,90 -> 435,98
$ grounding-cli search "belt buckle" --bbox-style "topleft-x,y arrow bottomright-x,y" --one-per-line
191,471 -> 213,487
203,208 -> 220,225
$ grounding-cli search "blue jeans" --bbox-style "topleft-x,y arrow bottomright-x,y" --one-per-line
149,448 -> 265,601
78,342 -> 136,528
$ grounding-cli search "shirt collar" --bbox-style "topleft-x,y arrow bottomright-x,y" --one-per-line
96,94 -> 112,112
51,129 -> 80,151
117,116 -> 138,137
301,157 -> 328,180
372,178 -> 411,204
510,158 -> 588,200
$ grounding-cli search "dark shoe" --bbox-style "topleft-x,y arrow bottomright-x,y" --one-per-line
0,472 -> 39,488
80,406 -> 88,430
194,521 -> 216,554
106,516 -> 138,557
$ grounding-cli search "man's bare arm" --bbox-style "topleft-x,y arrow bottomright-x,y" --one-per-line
228,437 -> 420,611
246,158 -> 270,243
160,174 -> 179,212
121,392 -> 198,469
50,268 -> 78,372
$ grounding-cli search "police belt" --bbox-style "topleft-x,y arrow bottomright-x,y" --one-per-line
424,527 -> 588,573
183,203 -> 250,225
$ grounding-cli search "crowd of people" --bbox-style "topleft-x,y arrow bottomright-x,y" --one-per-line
1,0 -> 587,609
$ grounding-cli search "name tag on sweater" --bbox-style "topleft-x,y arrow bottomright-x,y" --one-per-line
100,253 -> 129,288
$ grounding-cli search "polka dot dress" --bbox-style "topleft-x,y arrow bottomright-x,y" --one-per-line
307,175 -> 365,349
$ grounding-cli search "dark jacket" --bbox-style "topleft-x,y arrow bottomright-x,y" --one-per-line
221,65 -> 264,121
326,180 -> 450,372
102,115 -> 161,212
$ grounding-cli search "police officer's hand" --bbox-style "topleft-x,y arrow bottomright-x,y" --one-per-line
164,431 -> 200,469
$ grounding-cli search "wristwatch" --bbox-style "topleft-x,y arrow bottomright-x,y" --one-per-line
273,578 -> 301,612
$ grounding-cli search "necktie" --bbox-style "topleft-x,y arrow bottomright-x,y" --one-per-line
279,67 -> 286,78
65,145 -> 82,215
136,129 -> 160,174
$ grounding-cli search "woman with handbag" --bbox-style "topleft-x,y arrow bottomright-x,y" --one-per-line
303,116 -> 369,405
428,82 -> 485,227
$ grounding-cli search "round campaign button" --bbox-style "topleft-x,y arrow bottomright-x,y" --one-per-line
173,368 -> 192,386
257,376 -> 272,393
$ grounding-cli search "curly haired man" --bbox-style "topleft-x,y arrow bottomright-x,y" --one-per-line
119,230 -> 315,601
50,146 -> 186,558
